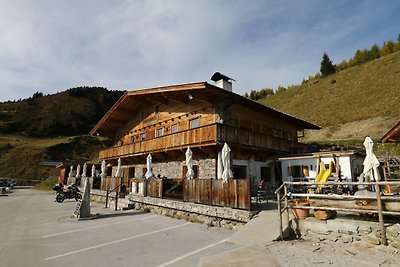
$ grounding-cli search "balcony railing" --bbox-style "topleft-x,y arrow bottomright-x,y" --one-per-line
99,123 -> 306,159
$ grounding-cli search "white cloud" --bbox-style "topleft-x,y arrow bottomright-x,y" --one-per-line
0,0 -> 399,101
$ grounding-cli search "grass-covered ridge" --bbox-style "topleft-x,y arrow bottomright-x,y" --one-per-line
260,51 -> 400,141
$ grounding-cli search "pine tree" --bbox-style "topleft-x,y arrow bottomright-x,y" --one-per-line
370,44 -> 380,59
320,53 -> 336,77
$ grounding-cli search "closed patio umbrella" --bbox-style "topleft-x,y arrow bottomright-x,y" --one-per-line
82,163 -> 87,179
100,160 -> 106,179
68,165 -> 74,179
115,158 -> 122,178
76,164 -> 81,179
362,136 -> 381,182
217,152 -> 223,180
222,143 -> 233,183
185,147 -> 195,179
91,164 -> 96,178
145,154 -> 153,179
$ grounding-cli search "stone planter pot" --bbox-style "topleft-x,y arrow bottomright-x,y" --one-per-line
289,200 -> 310,220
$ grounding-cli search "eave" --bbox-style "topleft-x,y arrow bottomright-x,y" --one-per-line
381,121 -> 400,143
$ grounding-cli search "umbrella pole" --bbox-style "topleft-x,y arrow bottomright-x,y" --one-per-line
375,183 -> 387,246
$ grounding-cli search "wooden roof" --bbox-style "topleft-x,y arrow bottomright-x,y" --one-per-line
90,81 -> 320,137
381,121 -> 400,143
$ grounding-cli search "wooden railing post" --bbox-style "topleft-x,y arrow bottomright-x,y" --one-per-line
375,183 -> 388,246
283,184 -> 290,228
277,191 -> 283,240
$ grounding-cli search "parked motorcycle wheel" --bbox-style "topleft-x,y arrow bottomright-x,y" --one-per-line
75,193 -> 82,201
56,194 -> 64,203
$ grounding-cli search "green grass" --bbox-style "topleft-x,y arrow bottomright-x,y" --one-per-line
261,51 -> 400,126
260,51 -> 400,146
0,134 -> 111,180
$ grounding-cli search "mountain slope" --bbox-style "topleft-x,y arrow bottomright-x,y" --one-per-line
0,87 -> 124,137
260,51 -> 400,141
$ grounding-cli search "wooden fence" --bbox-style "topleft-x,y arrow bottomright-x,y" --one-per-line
126,178 -> 251,210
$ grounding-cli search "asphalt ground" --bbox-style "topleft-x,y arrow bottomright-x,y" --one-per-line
0,189 -> 239,267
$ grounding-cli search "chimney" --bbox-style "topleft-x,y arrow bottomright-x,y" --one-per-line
211,72 -> 235,92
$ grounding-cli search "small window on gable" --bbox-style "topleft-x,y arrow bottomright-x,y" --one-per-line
189,118 -> 200,129
139,133 -> 146,141
156,128 -> 164,137
130,136 -> 135,143
171,123 -> 179,133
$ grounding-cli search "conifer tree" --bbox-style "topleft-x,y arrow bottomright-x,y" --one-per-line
320,53 -> 336,77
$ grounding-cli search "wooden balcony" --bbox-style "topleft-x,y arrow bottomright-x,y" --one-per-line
100,124 -> 218,159
99,123 -> 305,159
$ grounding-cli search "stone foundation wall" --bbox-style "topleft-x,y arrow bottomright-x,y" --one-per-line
296,217 -> 400,252
89,189 -> 252,230
119,158 -> 216,179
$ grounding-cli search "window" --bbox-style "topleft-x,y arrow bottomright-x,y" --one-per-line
171,123 -> 179,133
139,133 -> 146,141
189,118 -> 200,129
156,128 -> 164,137
130,136 -> 135,143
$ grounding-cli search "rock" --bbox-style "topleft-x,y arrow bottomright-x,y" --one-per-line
386,224 -> 400,239
364,233 -> 381,245
378,244 -> 399,254
390,241 -> 400,249
387,223 -> 400,233
358,225 -> 372,235
326,219 -> 359,234
341,236 -> 353,243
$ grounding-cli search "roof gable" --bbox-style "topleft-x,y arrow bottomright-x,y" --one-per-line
90,82 -> 320,137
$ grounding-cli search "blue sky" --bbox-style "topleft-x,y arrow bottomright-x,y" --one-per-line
1,0 -> 399,102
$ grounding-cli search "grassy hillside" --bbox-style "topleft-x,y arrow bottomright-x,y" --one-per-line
0,87 -> 123,137
0,134 -> 111,180
261,51 -> 400,142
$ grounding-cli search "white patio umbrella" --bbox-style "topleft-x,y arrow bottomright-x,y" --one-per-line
221,143 -> 233,183
362,136 -> 381,182
248,157 -> 256,180
145,154 -> 153,179
185,147 -> 195,179
115,158 -> 122,178
68,165 -> 74,178
217,152 -> 223,180
91,164 -> 96,178
100,160 -> 106,179
82,163 -> 87,179
76,165 -> 81,179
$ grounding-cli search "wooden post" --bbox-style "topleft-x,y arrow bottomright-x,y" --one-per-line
375,183 -> 388,246
277,192 -> 283,241
283,184 -> 290,229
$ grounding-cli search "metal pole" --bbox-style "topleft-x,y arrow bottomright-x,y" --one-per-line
375,183 -> 388,245
115,191 -> 119,211
105,190 -> 109,208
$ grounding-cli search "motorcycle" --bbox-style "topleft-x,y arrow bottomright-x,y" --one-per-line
53,184 -> 82,203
